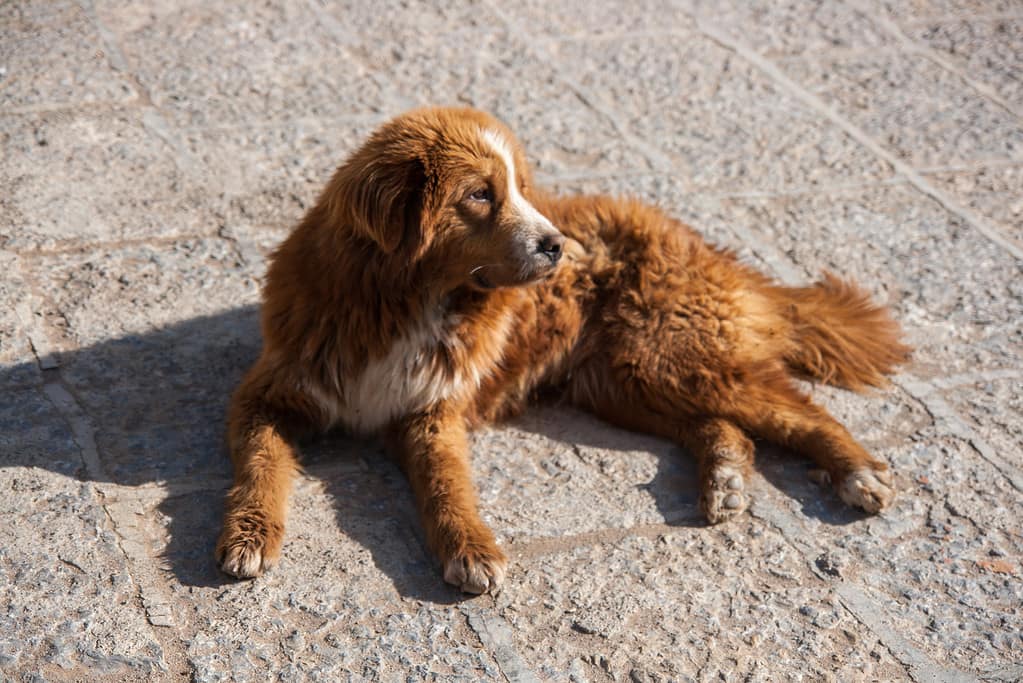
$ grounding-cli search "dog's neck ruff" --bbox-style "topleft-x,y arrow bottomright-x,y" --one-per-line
307,300 -> 512,434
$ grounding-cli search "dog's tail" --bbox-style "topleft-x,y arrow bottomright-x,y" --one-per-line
776,273 -> 911,391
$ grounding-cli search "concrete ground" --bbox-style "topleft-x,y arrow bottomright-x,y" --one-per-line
2,0 -> 1022,680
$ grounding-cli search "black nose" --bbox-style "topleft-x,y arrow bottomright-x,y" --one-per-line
537,233 -> 565,263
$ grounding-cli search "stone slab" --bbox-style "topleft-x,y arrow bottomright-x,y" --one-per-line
473,407 -> 699,543
871,0 -> 1023,24
496,522 -> 910,681
550,32 -> 894,192
0,1 -> 138,110
914,17 -> 1023,111
923,164 -> 1023,244
95,0 -> 391,129
695,0 -> 894,58
180,117 -> 380,234
0,387 -> 165,680
942,379 -> 1023,464
148,473 -> 503,680
754,434 -> 1023,678
0,109 -> 215,251
317,1 -> 659,179
501,0 -> 694,39
782,52 -> 1023,167
22,240 -> 261,485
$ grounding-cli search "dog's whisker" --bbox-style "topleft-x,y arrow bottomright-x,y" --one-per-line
470,264 -> 500,276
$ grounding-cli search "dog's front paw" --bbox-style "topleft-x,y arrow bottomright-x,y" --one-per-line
442,542 -> 508,595
838,467 -> 895,513
700,466 -> 748,525
215,510 -> 283,579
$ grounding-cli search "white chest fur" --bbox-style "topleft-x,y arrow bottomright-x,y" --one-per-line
307,307 -> 511,434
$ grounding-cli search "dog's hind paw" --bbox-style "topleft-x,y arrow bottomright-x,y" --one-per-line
700,466 -> 748,525
838,467 -> 895,513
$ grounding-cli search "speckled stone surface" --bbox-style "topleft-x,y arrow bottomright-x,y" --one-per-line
2,1 -> 1021,681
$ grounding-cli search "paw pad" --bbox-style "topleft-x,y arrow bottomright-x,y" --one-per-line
701,467 -> 748,524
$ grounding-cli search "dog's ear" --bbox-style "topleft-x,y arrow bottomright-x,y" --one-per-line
323,146 -> 427,254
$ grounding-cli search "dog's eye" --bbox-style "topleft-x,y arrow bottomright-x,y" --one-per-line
468,188 -> 492,203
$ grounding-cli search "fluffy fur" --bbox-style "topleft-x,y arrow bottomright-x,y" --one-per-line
216,107 -> 911,593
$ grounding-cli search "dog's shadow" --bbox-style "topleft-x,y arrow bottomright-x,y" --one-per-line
3,305 -> 868,602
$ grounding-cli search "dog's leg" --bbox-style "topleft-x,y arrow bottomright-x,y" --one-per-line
735,383 -> 895,513
391,403 -> 507,595
216,369 -> 310,578
683,418 -> 755,524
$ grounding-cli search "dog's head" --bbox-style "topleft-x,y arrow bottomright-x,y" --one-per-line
323,107 -> 565,291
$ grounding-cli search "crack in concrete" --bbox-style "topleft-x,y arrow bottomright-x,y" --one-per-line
303,0 -> 419,113
507,519 -> 701,561
852,0 -> 1023,123
8,233 -> 234,260
77,0 -> 200,178
697,21 -> 1023,263
463,608 -> 540,683
897,377 -> 1023,494
481,0 -> 678,176
40,379 -> 187,673
749,500 -> 974,683
927,368 -> 1023,391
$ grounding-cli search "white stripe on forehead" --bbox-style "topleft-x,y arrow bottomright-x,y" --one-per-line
479,127 -> 552,229
480,128 -> 517,187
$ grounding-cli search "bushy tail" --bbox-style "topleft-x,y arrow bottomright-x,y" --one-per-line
778,273 -> 912,391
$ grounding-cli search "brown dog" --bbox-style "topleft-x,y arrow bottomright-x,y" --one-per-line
216,107 -> 910,593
